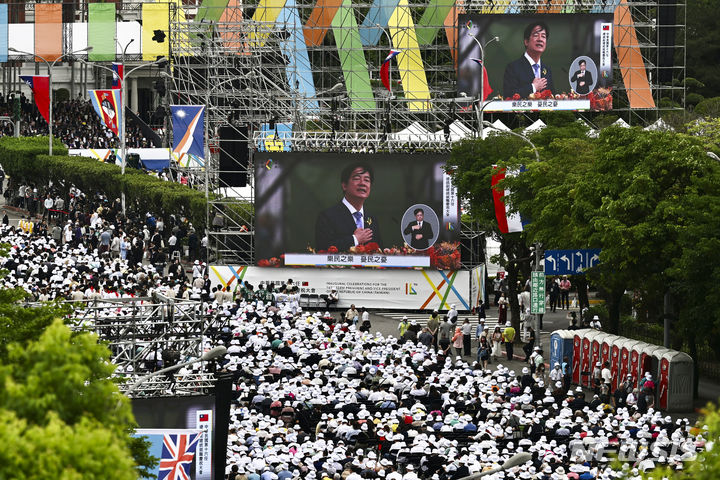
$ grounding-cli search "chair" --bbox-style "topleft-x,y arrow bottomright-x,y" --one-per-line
171,250 -> 181,261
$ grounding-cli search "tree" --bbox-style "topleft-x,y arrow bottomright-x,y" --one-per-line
686,0 -> 720,98
0,319 -> 157,479
507,126 -> 716,337
448,134 -> 534,333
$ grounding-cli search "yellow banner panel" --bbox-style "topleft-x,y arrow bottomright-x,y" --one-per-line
249,0 -> 287,48
142,3 -> 170,61
388,6 -> 431,111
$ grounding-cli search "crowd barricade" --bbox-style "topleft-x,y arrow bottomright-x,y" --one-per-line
550,328 -> 694,412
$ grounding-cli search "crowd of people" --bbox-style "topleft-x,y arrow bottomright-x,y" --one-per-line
0,179 -> 706,480
0,94 -> 157,149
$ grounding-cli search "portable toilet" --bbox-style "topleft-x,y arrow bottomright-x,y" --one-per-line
618,339 -> 643,387
629,341 -> 649,386
580,332 -> 593,387
610,341 -> 622,390
572,333 -> 583,384
638,344 -> 666,382
658,350 -> 694,412
550,330 -> 574,371
583,330 -> 604,386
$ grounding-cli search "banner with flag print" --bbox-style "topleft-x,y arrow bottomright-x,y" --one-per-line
88,89 -> 122,138
159,432 -> 202,480
380,49 -> 401,92
20,75 -> 50,124
111,62 -> 123,89
491,165 -> 525,234
171,105 -> 205,161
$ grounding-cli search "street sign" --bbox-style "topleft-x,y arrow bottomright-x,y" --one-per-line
530,271 -> 546,315
544,249 -> 601,276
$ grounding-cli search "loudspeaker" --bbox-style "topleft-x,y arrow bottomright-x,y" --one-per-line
219,126 -> 248,187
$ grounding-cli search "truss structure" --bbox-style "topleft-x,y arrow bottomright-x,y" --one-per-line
165,0 -> 686,265
68,297 -> 221,397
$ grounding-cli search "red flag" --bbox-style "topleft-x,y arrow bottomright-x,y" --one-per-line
380,49 -> 401,92
20,76 -> 50,124
470,58 -> 493,101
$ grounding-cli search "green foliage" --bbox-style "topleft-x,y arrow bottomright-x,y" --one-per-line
451,126 -> 720,339
0,320 -> 157,478
688,93 -> 706,108
695,97 -> 720,118
0,411 -> 138,480
687,1 -> 720,98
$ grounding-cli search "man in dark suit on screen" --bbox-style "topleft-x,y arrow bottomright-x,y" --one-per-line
570,59 -> 593,95
503,22 -> 555,99
403,207 -> 433,250
315,162 -> 383,252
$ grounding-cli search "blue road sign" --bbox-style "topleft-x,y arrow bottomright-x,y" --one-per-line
544,249 -> 601,275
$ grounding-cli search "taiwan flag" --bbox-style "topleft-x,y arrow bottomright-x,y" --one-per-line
111,62 -> 124,89
88,89 -> 122,138
491,165 -> 525,234
380,49 -> 401,92
19,75 -> 50,124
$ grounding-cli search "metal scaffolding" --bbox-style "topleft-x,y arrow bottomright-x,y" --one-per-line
165,0 -> 686,265
68,297 -> 220,397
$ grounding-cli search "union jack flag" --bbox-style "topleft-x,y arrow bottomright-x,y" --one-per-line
159,433 -> 202,480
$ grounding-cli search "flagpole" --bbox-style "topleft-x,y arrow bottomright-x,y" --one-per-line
10,46 -> 93,155
466,33 -> 499,139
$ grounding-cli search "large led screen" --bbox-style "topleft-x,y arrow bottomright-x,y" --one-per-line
457,13 -> 614,112
254,153 -> 460,269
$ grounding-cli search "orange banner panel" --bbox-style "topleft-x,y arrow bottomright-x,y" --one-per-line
35,4 -> 63,63
444,0 -> 464,66
303,0 -> 343,47
614,4 -> 655,109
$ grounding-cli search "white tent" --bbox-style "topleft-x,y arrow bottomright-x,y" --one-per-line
612,118 -> 631,128
490,119 -> 511,131
390,121 -> 433,143
644,118 -> 674,132
523,119 -> 546,134
445,120 -> 474,142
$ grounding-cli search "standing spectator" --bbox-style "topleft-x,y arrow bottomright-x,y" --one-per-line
503,323 -> 516,361
461,318 -> 473,356
447,304 -> 458,324
43,194 -> 54,222
475,318 -> 485,345
549,278 -> 560,312
345,304 -> 359,325
491,326 -> 503,361
477,336 -> 490,369
498,293 -> 508,325
426,310 -> 440,351
438,316 -> 452,354
559,275 -> 572,310
451,326 -> 463,360
492,274 -> 503,306
523,326 -> 536,362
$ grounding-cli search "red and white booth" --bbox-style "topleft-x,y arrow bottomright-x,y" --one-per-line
557,329 -> 694,412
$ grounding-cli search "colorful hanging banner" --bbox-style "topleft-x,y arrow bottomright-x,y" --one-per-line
111,63 -> 123,89
171,105 -> 205,160
20,75 -> 50,124
88,89 -> 122,138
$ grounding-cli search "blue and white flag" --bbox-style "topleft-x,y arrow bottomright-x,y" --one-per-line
171,105 -> 205,160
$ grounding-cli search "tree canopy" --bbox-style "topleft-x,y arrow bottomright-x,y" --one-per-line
448,120 -> 720,355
